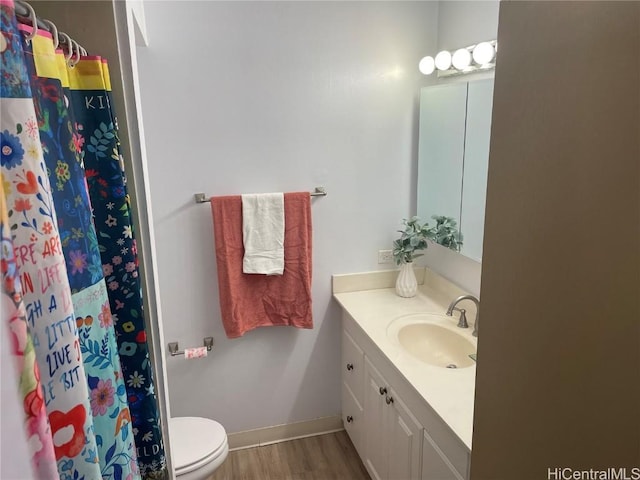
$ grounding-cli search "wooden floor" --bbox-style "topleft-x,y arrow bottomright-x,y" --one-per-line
210,430 -> 371,480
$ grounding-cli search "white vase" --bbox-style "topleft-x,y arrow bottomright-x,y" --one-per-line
396,262 -> 417,298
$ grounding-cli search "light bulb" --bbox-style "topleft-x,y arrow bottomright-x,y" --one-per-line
472,42 -> 495,65
434,50 -> 452,71
452,48 -> 472,70
418,56 -> 435,75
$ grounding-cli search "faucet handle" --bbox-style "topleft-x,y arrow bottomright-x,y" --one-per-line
455,308 -> 469,329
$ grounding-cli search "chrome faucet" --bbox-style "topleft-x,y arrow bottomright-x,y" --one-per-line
446,295 -> 480,337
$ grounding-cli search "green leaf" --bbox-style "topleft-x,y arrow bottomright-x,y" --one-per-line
16,123 -> 22,134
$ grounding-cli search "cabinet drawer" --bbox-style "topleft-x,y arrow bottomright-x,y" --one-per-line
342,330 -> 365,405
342,381 -> 364,457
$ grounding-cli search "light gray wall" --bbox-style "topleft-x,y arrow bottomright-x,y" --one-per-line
472,2 -> 640,477
437,1 -> 500,52
137,1 -> 438,433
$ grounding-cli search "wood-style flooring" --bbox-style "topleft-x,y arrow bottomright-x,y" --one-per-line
210,430 -> 371,480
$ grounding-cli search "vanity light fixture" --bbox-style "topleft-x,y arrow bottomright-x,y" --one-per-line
452,48 -> 472,70
419,40 -> 497,77
472,41 -> 496,65
418,55 -> 436,75
434,50 -> 452,71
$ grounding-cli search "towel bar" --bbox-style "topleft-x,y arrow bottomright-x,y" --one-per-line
194,186 -> 327,204
168,337 -> 214,356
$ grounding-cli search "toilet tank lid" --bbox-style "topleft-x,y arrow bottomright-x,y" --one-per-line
170,417 -> 227,469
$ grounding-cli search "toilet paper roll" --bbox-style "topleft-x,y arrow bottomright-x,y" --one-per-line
184,347 -> 208,359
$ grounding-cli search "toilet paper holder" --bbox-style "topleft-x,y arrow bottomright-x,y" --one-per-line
168,337 -> 214,357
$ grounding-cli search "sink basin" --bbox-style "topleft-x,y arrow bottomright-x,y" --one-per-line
387,313 -> 476,369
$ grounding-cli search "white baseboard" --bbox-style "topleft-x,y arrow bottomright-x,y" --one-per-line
227,415 -> 344,451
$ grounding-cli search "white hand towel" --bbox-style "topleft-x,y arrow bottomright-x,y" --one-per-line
242,193 -> 285,275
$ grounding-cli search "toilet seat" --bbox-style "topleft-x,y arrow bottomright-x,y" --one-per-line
170,417 -> 228,476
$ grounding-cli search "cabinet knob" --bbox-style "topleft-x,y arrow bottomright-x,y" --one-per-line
346,363 -> 354,371
379,386 -> 387,396
386,395 -> 394,405
346,415 -> 354,423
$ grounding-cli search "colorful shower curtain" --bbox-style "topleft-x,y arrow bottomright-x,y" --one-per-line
0,2 -> 102,478
1,1 -> 164,479
20,24 -> 139,480
1,181 -> 58,478
67,57 -> 167,479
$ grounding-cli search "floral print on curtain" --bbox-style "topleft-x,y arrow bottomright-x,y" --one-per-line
68,58 -> 166,479
20,26 -> 140,480
1,180 -> 58,479
0,2 -> 101,479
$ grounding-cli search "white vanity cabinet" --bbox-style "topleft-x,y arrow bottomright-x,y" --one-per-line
340,312 -> 470,480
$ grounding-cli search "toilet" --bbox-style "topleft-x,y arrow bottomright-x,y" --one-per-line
170,417 -> 229,479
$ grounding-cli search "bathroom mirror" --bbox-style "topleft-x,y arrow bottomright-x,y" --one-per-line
417,78 -> 494,262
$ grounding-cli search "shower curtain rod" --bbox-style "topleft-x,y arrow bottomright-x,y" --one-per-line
14,1 -> 48,31
194,187 -> 327,204
14,0 -> 84,52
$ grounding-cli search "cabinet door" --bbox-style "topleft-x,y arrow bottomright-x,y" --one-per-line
342,329 -> 365,405
342,380 -> 364,457
387,388 -> 423,480
363,357 -> 389,480
421,430 -> 464,480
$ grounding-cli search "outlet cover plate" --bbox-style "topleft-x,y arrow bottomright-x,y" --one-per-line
378,249 -> 394,264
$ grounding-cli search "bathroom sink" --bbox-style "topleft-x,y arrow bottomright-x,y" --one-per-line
387,313 -> 476,369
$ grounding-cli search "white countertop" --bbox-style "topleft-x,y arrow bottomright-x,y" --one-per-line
333,275 -> 476,450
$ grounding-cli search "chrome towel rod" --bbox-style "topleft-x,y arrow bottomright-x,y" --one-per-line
194,186 -> 327,204
168,337 -> 214,357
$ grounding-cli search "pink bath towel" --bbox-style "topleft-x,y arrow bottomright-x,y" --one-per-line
211,192 -> 313,338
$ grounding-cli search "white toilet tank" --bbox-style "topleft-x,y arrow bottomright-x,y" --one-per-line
170,417 -> 229,479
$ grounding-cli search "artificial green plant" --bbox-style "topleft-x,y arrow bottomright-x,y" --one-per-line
426,215 -> 463,252
393,216 -> 430,265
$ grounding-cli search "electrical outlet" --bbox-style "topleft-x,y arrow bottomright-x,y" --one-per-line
378,249 -> 393,264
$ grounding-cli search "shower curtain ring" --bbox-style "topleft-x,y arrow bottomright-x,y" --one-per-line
41,19 -> 59,49
17,1 -> 38,43
69,39 -> 81,67
59,32 -> 73,63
